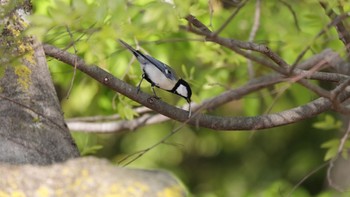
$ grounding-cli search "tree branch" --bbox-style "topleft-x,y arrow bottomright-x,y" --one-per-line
184,14 -> 350,100
320,1 -> 350,55
67,113 -> 168,133
66,69 -> 348,133
247,0 -> 261,78
185,14 -> 290,70
44,44 -> 350,131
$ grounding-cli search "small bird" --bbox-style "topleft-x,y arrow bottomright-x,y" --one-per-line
119,39 -> 192,117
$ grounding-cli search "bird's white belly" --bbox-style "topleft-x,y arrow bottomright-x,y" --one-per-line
143,64 -> 176,90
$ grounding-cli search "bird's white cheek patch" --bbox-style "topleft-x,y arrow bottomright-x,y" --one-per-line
176,84 -> 188,98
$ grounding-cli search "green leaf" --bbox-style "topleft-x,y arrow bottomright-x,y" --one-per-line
72,132 -> 103,156
321,139 -> 350,161
141,1 -> 179,32
80,145 -> 104,156
321,139 -> 339,161
181,64 -> 189,79
313,115 -> 342,130
116,96 -> 138,120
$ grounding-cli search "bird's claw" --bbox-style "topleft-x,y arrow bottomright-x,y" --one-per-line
136,87 -> 141,94
152,95 -> 161,100
147,96 -> 160,104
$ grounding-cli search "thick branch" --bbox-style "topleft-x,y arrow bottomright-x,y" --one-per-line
44,44 -> 349,131
66,69 -> 348,133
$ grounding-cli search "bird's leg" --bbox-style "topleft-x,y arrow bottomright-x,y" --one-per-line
136,74 -> 145,94
151,86 -> 160,99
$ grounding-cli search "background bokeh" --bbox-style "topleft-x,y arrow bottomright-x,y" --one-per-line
30,0 -> 349,196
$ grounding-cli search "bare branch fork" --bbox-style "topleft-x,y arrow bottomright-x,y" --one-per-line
44,43 -> 350,131
319,2 -> 350,55
183,14 -> 350,95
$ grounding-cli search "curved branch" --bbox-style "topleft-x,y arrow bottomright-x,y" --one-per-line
44,44 -> 350,131
66,70 -> 348,133
66,75 -> 283,133
64,47 -> 348,133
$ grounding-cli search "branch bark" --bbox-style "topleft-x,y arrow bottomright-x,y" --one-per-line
320,1 -> 350,55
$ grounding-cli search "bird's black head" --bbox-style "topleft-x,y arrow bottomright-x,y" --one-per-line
172,78 -> 192,103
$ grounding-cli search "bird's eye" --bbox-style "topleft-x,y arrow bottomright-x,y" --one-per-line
165,69 -> 170,74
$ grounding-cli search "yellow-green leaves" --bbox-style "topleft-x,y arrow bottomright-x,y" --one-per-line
313,115 -> 342,130
142,1 -> 179,32
321,139 -> 350,161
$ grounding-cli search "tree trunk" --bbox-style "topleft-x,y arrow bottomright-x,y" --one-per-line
0,0 -> 79,164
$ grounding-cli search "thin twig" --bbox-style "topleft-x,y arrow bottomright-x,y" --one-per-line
320,2 -> 350,55
330,78 -> 350,114
247,0 -> 261,79
287,162 -> 329,197
279,0 -> 301,31
213,0 -> 249,36
208,0 -> 214,29
65,26 -> 78,99
118,112 -> 195,166
327,121 -> 350,192
291,12 -> 350,71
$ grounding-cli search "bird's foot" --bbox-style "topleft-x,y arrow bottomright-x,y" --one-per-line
147,96 -> 160,104
136,86 -> 141,94
152,95 -> 161,100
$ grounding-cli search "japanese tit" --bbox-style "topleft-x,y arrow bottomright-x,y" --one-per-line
119,39 -> 192,117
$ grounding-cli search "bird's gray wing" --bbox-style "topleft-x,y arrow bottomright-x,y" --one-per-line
119,39 -> 178,80
144,54 -> 178,81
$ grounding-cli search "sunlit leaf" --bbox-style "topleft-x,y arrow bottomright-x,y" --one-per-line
313,115 -> 342,130
321,139 -> 339,161
80,145 -> 104,156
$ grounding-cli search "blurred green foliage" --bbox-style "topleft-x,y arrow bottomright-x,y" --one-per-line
29,0 -> 349,196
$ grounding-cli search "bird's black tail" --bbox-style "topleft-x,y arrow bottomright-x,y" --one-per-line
118,39 -> 139,54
